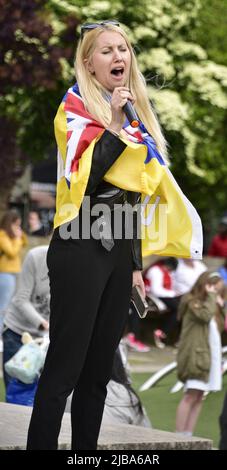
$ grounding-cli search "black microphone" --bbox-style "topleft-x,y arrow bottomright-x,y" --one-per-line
123,101 -> 140,128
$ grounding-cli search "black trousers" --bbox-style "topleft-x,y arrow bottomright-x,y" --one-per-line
159,296 -> 181,339
128,306 -> 141,337
26,213 -> 133,450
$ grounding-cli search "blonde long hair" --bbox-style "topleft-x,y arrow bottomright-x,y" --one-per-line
75,24 -> 168,159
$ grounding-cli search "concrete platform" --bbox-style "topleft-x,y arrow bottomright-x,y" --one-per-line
0,403 -> 212,450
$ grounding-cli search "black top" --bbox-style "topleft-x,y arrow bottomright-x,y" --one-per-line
85,130 -> 142,271
85,130 -> 126,196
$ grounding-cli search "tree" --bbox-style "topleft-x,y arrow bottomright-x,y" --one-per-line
0,0 -> 80,203
192,0 -> 227,66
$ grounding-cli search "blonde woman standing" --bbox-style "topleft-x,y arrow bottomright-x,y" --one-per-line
27,20 -> 170,450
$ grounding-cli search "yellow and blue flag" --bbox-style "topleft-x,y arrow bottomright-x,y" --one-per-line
54,83 -> 203,259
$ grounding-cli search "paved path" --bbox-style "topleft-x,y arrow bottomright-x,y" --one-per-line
127,347 -> 177,373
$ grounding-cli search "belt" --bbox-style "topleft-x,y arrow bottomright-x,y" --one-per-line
54,191 -> 127,251
89,189 -> 127,211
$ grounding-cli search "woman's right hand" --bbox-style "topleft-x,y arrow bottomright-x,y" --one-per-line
11,223 -> 22,239
109,87 -> 135,133
216,295 -> 224,307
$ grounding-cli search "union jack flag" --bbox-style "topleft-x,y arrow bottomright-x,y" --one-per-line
58,83 -> 164,188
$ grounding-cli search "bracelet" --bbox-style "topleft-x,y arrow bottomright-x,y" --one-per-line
106,127 -> 120,138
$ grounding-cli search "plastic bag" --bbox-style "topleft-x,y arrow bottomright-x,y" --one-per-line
6,378 -> 38,406
5,341 -> 47,384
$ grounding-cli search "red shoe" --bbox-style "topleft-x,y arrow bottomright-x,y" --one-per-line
154,329 -> 166,349
133,339 -> 150,353
125,333 -> 150,352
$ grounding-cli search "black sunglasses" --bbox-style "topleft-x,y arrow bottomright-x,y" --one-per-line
80,20 -> 120,39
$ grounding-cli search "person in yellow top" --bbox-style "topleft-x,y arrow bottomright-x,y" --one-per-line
0,209 -> 27,335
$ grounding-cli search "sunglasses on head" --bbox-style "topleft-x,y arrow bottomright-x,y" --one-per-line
80,20 -> 120,39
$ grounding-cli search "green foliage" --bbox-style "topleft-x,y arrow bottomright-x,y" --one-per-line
192,0 -> 227,67
0,0 -> 80,194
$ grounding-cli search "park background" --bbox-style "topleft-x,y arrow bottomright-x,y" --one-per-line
0,0 -> 227,449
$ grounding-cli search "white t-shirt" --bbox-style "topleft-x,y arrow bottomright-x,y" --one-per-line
173,259 -> 207,295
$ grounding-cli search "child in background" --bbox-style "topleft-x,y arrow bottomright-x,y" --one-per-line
175,271 -> 225,437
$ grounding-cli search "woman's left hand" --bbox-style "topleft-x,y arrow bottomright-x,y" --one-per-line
132,270 -> 146,298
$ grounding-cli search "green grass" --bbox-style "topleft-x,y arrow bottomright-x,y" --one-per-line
0,379 -> 5,402
132,370 -> 227,448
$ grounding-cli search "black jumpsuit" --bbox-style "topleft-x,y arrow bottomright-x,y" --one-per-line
27,130 -> 142,450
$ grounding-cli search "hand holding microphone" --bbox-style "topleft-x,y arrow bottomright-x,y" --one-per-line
109,87 -> 139,135
122,100 -> 139,128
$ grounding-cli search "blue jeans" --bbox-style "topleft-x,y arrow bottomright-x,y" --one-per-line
2,328 -> 22,388
0,273 -> 16,334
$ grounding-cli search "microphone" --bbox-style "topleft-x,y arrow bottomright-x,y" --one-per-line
123,101 -> 140,128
